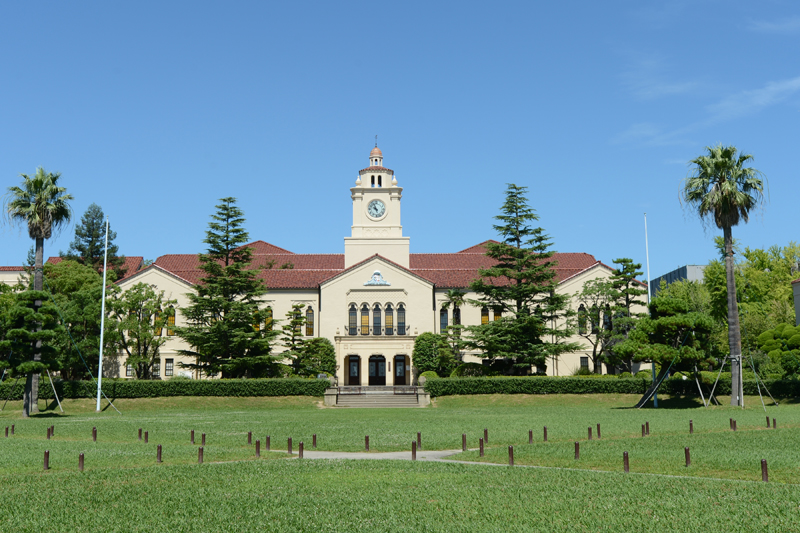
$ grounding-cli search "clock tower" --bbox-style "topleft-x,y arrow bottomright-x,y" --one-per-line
344,146 -> 410,268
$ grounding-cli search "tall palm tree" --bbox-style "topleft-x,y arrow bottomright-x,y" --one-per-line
4,168 -> 73,417
682,145 -> 766,406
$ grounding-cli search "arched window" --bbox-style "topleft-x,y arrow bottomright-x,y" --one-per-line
265,307 -> 273,331
440,308 -> 448,332
253,312 -> 261,332
306,307 -> 314,336
481,307 -> 489,325
578,304 -> 587,335
373,303 -> 382,335
397,304 -> 406,335
377,175 -> 382,187
453,306 -> 461,326
348,304 -> 357,336
493,306 -> 502,321
590,305 -> 599,334
361,304 -> 369,335
603,305 -> 612,331
294,307 -> 302,334
371,175 -> 375,187
154,309 -> 162,337
385,304 -> 394,335
167,306 -> 175,336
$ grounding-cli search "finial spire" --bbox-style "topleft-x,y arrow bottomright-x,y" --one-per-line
375,134 -> 378,147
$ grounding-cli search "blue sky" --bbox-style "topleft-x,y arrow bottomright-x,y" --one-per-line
1,1 -> 797,281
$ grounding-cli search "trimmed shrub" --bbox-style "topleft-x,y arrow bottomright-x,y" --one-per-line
0,378 -> 329,401
618,372 -> 633,379
419,370 -> 440,379
635,371 -> 652,379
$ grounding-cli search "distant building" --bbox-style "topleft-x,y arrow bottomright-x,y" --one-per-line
650,265 -> 706,297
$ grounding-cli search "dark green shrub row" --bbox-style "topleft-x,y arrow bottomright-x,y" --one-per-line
0,378 -> 330,401
666,375 -> 800,397
424,376 -> 652,397
424,376 -> 800,398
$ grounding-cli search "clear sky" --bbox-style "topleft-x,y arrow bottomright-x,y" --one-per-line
1,1 -> 797,281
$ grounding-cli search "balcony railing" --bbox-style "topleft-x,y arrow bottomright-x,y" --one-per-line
345,325 -> 410,336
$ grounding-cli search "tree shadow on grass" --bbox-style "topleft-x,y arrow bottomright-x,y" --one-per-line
612,395 -> 707,410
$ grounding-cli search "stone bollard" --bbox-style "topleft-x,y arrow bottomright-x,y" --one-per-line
191,430 -> 195,444
543,426 -> 548,442
255,440 -> 261,458
597,423 -> 601,439
479,437 -> 484,457
92,427 -> 97,442
365,435 -> 370,452
588,427 -> 592,441
508,446 -> 514,466
144,431 -> 149,444
44,450 -> 50,471
761,459 -> 768,482
313,434 -> 317,448
574,441 -> 580,460
417,432 -> 422,450
288,437 -> 293,455
248,431 -> 252,445
685,447 -> 690,467
157,445 -> 162,463
198,447 -> 204,464
689,420 -> 693,434
484,428 -> 489,445
79,453 -> 84,472
266,435 -> 271,451
462,433 -> 466,452
201,433 -> 206,446
646,422 -> 650,435
623,451 -> 629,473
411,441 -> 417,461
528,429 -> 533,445
139,428 -> 142,441
299,442 -> 304,459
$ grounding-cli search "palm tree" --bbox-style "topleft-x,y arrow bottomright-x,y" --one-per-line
4,168 -> 73,416
682,145 -> 766,406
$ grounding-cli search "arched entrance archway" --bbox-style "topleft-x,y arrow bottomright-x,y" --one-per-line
368,355 -> 386,386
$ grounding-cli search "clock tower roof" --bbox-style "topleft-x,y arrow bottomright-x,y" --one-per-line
370,146 -> 383,158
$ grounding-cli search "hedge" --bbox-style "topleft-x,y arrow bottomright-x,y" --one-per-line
423,376 -> 800,398
0,378 -> 330,401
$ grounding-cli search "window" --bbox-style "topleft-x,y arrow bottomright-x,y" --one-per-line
167,306 -> 175,336
153,360 -> 161,377
165,359 -> 174,377
603,305 -> 612,331
371,175 -> 375,187
578,305 -> 587,335
126,364 -> 133,377
377,175 -> 382,187
440,308 -> 448,333
294,308 -> 302,334
265,307 -> 273,331
361,304 -> 369,335
373,304 -> 381,335
385,304 -> 394,335
580,356 -> 589,369
306,307 -> 314,336
481,307 -> 489,325
493,306 -> 502,321
397,304 -> 406,335
253,312 -> 261,332
154,309 -> 162,337
590,305 -> 599,333
349,304 -> 357,335
452,306 -> 461,336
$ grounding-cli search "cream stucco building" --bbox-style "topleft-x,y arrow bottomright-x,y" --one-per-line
102,146 -> 647,382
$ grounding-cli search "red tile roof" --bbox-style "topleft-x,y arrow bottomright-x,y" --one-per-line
46,256 -> 144,281
150,241 -> 606,290
0,266 -> 25,271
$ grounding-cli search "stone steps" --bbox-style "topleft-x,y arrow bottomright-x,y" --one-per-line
335,394 -> 421,408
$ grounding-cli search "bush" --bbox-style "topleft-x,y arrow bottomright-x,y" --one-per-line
450,363 -> 496,378
419,371 -> 439,381
0,378 -> 329,401
423,375 -> 800,398
635,371 -> 652,380
618,372 -> 633,379
575,367 -> 592,376
412,332 -> 440,374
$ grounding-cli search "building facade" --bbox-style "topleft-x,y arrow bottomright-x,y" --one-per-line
110,146 -> 647,381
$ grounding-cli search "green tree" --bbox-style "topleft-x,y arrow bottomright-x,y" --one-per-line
682,145 -> 766,406
757,323 -> 800,377
295,337 -> 336,377
108,283 -> 176,379
43,260 -> 116,380
468,184 -> 580,374
604,258 -> 649,372
411,331 -> 454,377
175,198 -> 277,378
441,288 -> 468,362
282,303 -> 307,373
576,278 -> 615,374
0,290 -> 64,411
62,203 -> 126,279
4,167 -> 73,417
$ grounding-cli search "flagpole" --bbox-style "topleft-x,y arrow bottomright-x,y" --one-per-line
96,217 -> 109,412
644,213 -> 657,408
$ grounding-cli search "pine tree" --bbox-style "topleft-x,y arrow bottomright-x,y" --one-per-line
468,184 -> 581,373
175,198 -> 278,378
63,203 -> 126,279
282,303 -> 307,373
604,258 -> 649,372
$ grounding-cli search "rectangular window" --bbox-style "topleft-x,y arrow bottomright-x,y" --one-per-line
580,356 -> 589,369
126,364 -> 133,377
154,311 -> 162,337
165,359 -> 174,377
493,307 -> 502,321
167,314 -> 175,336
152,360 -> 161,377
385,311 -> 393,335
306,309 -> 314,337
361,310 -> 369,335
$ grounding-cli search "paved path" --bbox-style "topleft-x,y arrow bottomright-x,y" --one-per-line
299,449 -> 464,462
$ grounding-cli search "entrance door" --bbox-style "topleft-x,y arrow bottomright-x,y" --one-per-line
348,356 -> 360,386
394,356 -> 406,386
368,356 -> 386,386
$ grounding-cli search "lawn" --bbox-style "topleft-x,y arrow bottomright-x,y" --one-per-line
1,394 -> 799,531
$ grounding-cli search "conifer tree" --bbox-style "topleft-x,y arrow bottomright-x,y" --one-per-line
175,198 -> 278,378
282,303 -> 307,373
63,203 -> 126,279
468,184 -> 581,373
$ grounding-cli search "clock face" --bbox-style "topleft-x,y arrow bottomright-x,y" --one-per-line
367,199 -> 386,218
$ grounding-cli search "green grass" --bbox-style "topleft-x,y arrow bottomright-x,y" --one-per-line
2,460 -> 800,532
1,393 -> 799,531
